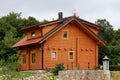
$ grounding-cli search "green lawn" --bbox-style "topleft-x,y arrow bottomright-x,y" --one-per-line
0,68 -> 35,80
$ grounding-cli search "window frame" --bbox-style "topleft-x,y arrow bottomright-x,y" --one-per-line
51,51 -> 57,60
22,55 -> 26,64
68,51 -> 74,60
62,30 -> 68,39
32,53 -> 36,63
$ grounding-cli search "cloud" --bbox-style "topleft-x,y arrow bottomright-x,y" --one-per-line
0,0 -> 120,29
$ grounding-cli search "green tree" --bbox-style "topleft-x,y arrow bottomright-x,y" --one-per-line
95,19 -> 120,65
0,12 -> 40,62
95,19 -> 114,44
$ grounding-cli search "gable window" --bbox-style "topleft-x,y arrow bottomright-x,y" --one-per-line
52,52 -> 56,59
32,53 -> 36,63
63,31 -> 67,38
31,32 -> 35,37
23,55 -> 26,64
69,52 -> 73,59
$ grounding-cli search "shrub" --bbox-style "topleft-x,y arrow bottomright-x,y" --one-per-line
110,65 -> 120,71
45,67 -> 52,72
52,63 -> 64,75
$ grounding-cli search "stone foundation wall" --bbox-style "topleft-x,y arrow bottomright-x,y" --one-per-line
58,70 -> 111,80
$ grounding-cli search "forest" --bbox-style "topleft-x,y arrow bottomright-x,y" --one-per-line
0,12 -> 120,67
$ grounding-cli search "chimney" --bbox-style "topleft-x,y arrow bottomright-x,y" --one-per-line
58,12 -> 63,19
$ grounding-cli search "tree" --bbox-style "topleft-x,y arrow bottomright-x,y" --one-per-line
0,12 -> 40,62
95,19 -> 114,44
95,19 -> 120,65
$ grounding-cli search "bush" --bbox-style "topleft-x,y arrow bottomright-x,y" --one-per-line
0,54 -> 20,79
110,65 -> 120,71
45,67 -> 52,72
52,63 -> 64,75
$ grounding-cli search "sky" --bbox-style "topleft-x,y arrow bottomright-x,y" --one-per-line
0,0 -> 120,30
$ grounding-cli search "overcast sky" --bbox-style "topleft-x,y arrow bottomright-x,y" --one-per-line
0,0 -> 120,30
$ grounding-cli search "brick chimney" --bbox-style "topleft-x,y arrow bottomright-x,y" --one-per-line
58,12 -> 63,19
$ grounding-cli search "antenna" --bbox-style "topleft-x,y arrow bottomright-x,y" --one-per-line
72,9 -> 77,16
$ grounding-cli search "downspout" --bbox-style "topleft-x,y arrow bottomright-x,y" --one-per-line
41,44 -> 44,69
41,28 -> 44,69
95,44 -> 98,68
27,47 -> 30,70
76,37 -> 79,68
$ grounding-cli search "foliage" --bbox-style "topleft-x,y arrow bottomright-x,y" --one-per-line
0,12 -> 46,62
95,19 -> 120,65
42,75 -> 56,80
52,63 -> 64,75
0,12 -> 49,79
45,67 -> 52,72
48,75 -> 56,80
95,19 -> 114,44
0,11 -> 48,79
110,65 -> 120,71
0,60 -> 35,79
0,53 -> 19,79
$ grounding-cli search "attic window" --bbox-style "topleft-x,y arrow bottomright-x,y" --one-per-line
31,32 -> 35,37
63,31 -> 67,38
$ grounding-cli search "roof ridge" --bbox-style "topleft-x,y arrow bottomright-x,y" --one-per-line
74,18 -> 106,46
39,16 -> 106,46
77,18 -> 104,29
20,16 -> 74,32
39,17 -> 73,43
82,23 -> 106,45
12,16 -> 106,48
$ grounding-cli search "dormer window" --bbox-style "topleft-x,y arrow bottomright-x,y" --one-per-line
31,32 -> 35,37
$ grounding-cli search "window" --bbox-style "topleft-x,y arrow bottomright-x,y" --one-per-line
63,31 -> 67,38
52,52 -> 56,59
23,55 -> 26,64
32,53 -> 36,63
69,52 -> 73,59
31,32 -> 35,37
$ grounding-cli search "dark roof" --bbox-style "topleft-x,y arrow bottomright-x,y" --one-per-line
20,16 -> 72,32
39,16 -> 73,43
78,18 -> 104,30
21,16 -> 103,32
12,16 -> 106,48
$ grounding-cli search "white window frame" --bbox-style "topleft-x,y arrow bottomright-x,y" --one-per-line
52,52 -> 56,60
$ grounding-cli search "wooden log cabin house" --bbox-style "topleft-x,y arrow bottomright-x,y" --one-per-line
12,12 -> 106,70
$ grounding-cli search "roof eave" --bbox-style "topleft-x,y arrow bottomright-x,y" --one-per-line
74,17 -> 106,46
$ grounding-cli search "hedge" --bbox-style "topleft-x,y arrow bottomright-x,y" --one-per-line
109,65 -> 120,71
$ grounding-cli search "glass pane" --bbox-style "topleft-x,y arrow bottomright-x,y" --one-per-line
52,52 -> 56,59
63,31 -> 67,38
32,54 -> 35,63
69,52 -> 73,59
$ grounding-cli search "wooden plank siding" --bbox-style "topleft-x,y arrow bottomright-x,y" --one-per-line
12,16 -> 105,71
43,22 -> 98,69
